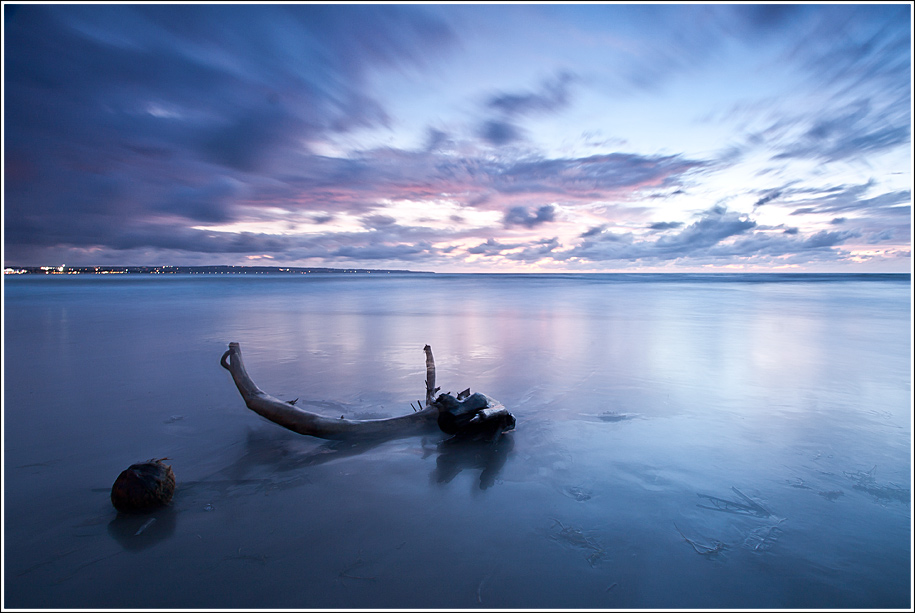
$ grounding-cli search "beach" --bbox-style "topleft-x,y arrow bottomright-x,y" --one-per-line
3,273 -> 911,609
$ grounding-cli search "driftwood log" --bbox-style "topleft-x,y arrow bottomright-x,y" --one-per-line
221,342 -> 515,441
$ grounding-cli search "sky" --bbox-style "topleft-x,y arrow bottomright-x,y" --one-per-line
3,2 -> 912,273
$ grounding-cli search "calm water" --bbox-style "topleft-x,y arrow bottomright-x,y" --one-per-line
3,273 -> 912,609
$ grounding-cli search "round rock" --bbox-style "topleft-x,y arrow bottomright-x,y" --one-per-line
110,458 -> 176,513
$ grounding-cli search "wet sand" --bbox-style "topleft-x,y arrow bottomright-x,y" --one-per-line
3,273 -> 911,608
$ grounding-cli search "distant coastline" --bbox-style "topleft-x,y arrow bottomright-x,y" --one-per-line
5,266 -> 909,278
3,265 -> 431,275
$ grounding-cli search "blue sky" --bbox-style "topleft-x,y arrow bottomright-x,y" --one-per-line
3,3 -> 912,272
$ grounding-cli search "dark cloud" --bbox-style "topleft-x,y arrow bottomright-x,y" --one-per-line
580,225 -> 606,238
155,177 -> 244,223
648,221 -> 684,231
503,237 -> 562,262
467,238 -> 520,255
486,72 -> 575,117
553,200 -> 876,266
425,128 -> 453,152
277,148 -> 706,213
331,243 -> 431,261
477,72 -> 576,147
362,214 -> 398,228
504,205 -> 555,228
651,205 -> 756,255
567,206 -> 757,262
3,4 -> 457,261
789,4 -> 911,97
465,236 -> 562,262
787,180 -> 910,217
754,190 -> 781,207
732,4 -> 809,34
771,101 -> 910,163
479,120 -> 523,146
491,153 -> 706,197
197,107 -> 304,172
708,6 -> 910,170
706,229 -> 860,259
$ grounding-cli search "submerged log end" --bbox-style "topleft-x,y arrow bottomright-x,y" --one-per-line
435,392 -> 516,437
111,458 -> 176,513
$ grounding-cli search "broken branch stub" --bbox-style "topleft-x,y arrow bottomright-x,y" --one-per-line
221,342 -> 514,440
423,345 -> 515,437
424,344 -> 440,405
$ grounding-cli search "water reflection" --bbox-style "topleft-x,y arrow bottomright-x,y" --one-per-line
215,428 -> 393,479
217,424 -> 516,493
433,432 -> 515,490
107,506 -> 177,552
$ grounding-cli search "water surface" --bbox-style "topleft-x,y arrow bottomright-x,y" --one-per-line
3,273 -> 911,608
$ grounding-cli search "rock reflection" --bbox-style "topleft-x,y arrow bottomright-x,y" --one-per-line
107,506 -> 177,552
433,433 -> 515,490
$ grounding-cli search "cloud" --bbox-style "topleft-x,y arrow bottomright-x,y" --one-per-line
789,4 -> 911,97
730,4 -> 810,35
580,225 -> 606,237
4,4 -> 907,271
156,177 -> 246,223
491,153 -> 707,197
361,214 -> 398,228
331,242 -> 431,261
197,106 -> 304,172
467,238 -> 520,255
503,237 -> 562,262
476,72 -> 576,146
707,229 -> 860,259
554,201 -> 875,266
754,190 -> 782,207
771,101 -> 910,163
706,6 -> 910,170
504,205 -> 556,228
3,4 -> 459,258
787,180 -> 910,217
486,72 -> 575,117
479,120 -> 524,146
648,221 -> 684,231
567,205 -> 758,262
651,205 -> 756,254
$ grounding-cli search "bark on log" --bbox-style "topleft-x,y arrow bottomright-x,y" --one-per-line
221,342 -> 440,440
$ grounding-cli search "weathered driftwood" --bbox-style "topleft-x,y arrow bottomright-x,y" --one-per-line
221,342 -> 514,440
221,342 -> 439,440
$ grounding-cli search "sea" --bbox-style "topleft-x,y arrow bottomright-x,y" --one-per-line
2,272 -> 912,609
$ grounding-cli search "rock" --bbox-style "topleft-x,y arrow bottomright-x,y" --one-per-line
111,458 -> 176,513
